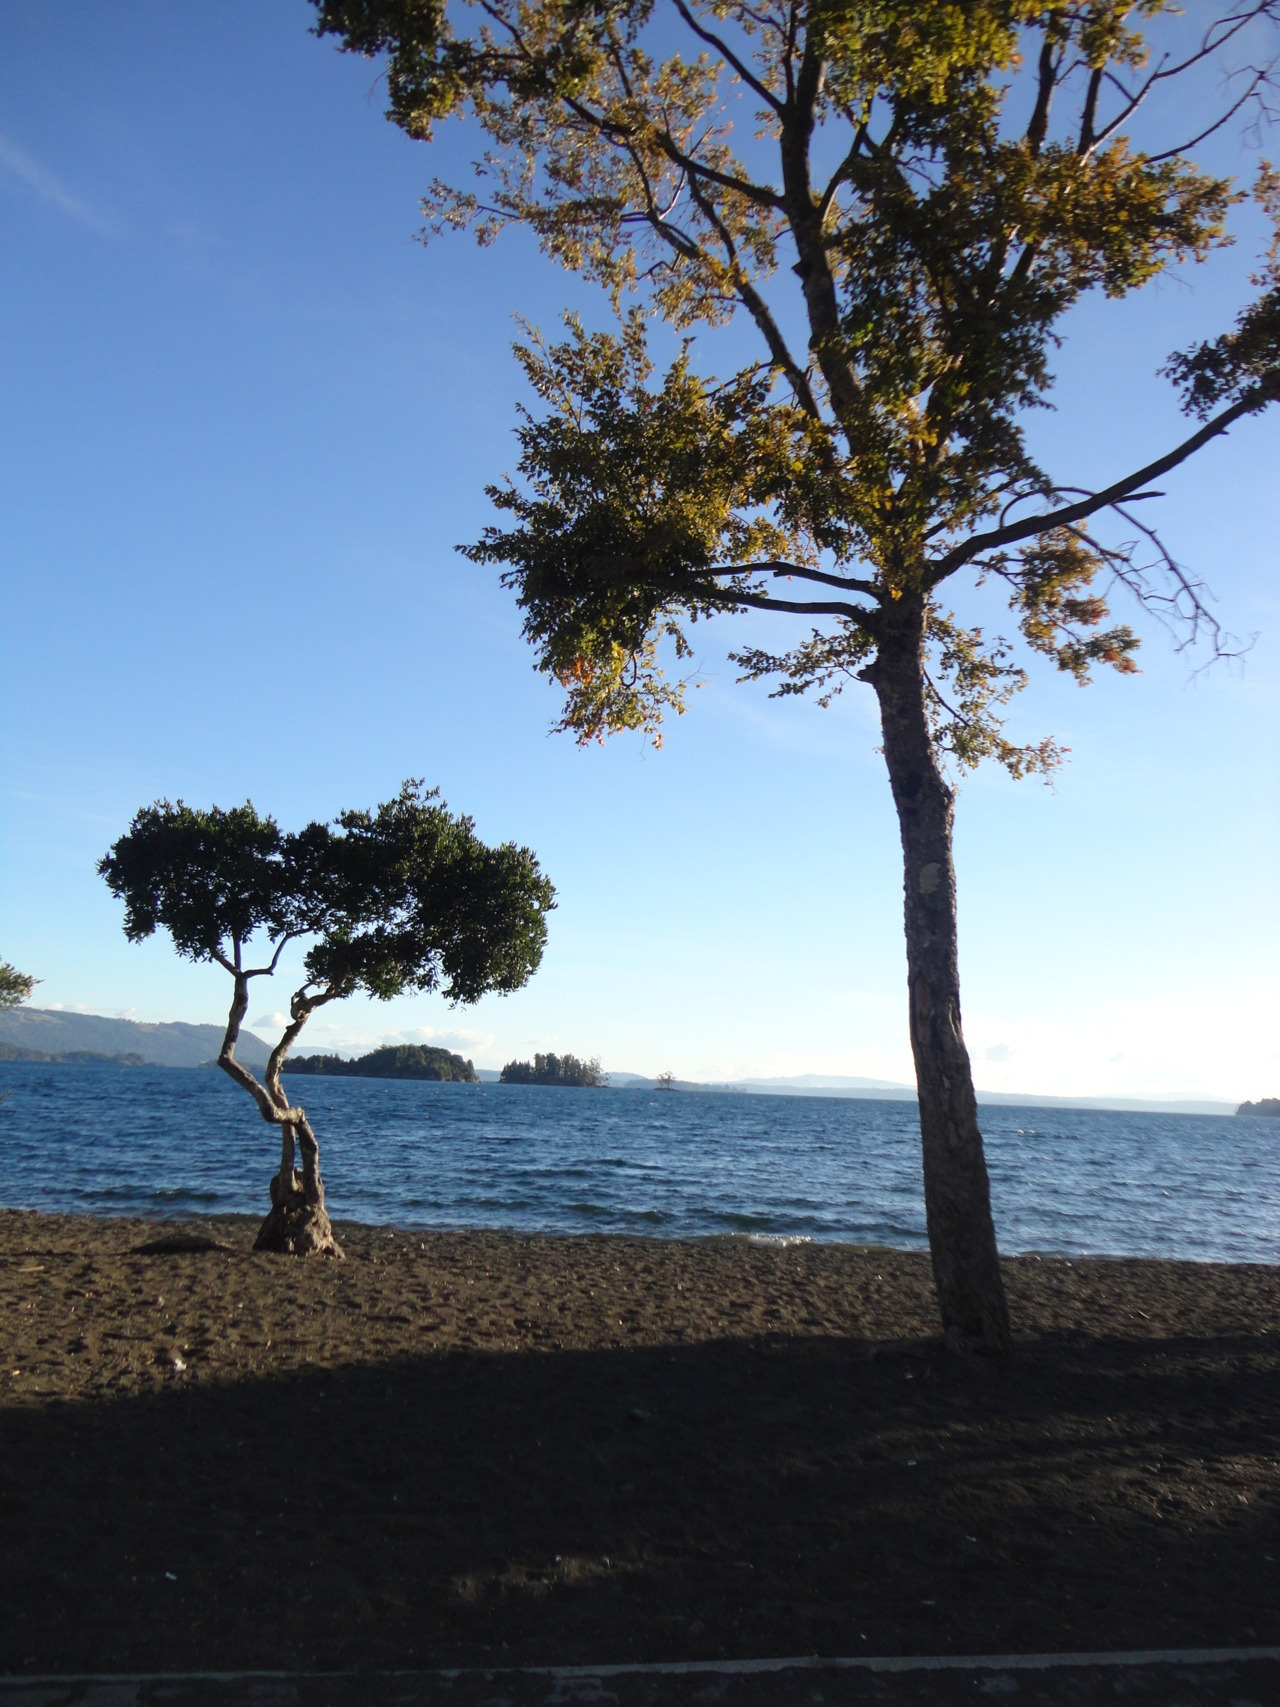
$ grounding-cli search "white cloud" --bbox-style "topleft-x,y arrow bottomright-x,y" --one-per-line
264,1021 -> 495,1057
0,131 -> 117,235
393,1025 -> 493,1052
985,1043 -> 1013,1063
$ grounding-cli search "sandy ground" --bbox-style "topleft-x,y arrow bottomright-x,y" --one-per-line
1,1209 -> 1277,1674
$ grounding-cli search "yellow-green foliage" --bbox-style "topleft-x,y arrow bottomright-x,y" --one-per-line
316,0 -> 1279,773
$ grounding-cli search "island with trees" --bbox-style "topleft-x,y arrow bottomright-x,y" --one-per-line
500,1052 -> 608,1087
1236,1098 -> 1280,1118
284,1043 -> 478,1081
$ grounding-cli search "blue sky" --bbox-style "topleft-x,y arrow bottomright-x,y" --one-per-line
1,2 -> 1277,1100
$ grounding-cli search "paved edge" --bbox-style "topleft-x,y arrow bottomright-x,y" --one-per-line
4,1646 -> 1279,1686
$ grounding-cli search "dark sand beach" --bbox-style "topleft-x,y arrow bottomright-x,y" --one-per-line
1,1208 -> 1277,1675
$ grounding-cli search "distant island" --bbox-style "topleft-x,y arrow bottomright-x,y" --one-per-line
0,1042 -> 144,1066
282,1044 -> 478,1082
500,1052 -> 608,1087
1236,1098 -> 1280,1118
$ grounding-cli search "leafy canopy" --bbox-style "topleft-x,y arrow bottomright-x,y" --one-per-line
0,962 -> 37,1011
98,780 -> 556,1007
316,0 -> 1280,767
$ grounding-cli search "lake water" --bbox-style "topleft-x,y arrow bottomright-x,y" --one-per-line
0,1063 -> 1275,1263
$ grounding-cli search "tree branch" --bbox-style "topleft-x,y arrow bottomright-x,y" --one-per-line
1141,69 -> 1276,166
680,169 -> 821,414
264,986 -> 341,1111
671,0 -> 783,115
778,31 -> 863,428
705,559 -> 882,598
930,386 -> 1278,581
646,125 -> 786,212
1080,506 -> 1235,659
216,971 -> 305,1128
711,586 -> 878,623
243,933 -> 297,980
1087,5 -> 1280,157
816,125 -> 870,225
1078,66 -> 1103,156
1025,26 -> 1059,157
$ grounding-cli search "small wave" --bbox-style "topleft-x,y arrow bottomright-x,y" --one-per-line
2,1066 -> 1276,1263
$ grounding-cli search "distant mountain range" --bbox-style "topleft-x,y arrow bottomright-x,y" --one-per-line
0,1014 -> 1237,1112
600,1071 -> 1236,1116
0,1007 -> 272,1069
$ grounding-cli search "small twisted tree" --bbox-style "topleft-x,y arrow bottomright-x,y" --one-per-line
100,782 -> 555,1256
315,0 -> 1280,1345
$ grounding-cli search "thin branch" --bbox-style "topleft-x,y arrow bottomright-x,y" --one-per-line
474,0 -> 785,214
645,124 -> 787,212
1144,5 -> 1278,86
1085,68 -> 1152,151
1086,506 -> 1235,658
671,0 -> 783,114
243,933 -> 297,981
622,135 -> 704,258
1088,5 -> 1280,155
1141,68 -> 1276,165
815,125 -> 870,225
679,169 -> 820,414
930,386 -> 1278,582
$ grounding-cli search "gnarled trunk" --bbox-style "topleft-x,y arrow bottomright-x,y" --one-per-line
216,967 -> 344,1259
865,596 -> 1011,1356
252,1107 -> 343,1258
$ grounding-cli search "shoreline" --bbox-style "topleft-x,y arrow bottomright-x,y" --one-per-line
3,1203 -> 1275,1269
3,1209 -> 1277,1673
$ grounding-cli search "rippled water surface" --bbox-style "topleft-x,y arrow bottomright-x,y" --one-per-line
0,1064 -> 1275,1261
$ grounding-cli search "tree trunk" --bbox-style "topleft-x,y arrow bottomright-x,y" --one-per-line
252,1107 -> 344,1259
253,1002 -> 344,1258
215,968 -> 344,1259
864,596 -> 1012,1356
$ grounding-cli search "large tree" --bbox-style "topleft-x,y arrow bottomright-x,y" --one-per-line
315,1 -> 1280,1348
100,782 -> 555,1256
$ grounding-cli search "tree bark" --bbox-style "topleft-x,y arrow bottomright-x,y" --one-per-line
252,1104 -> 343,1260
215,966 -> 344,1259
863,596 -> 1012,1356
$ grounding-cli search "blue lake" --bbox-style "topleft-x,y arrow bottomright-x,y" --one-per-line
0,1063 -> 1275,1263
